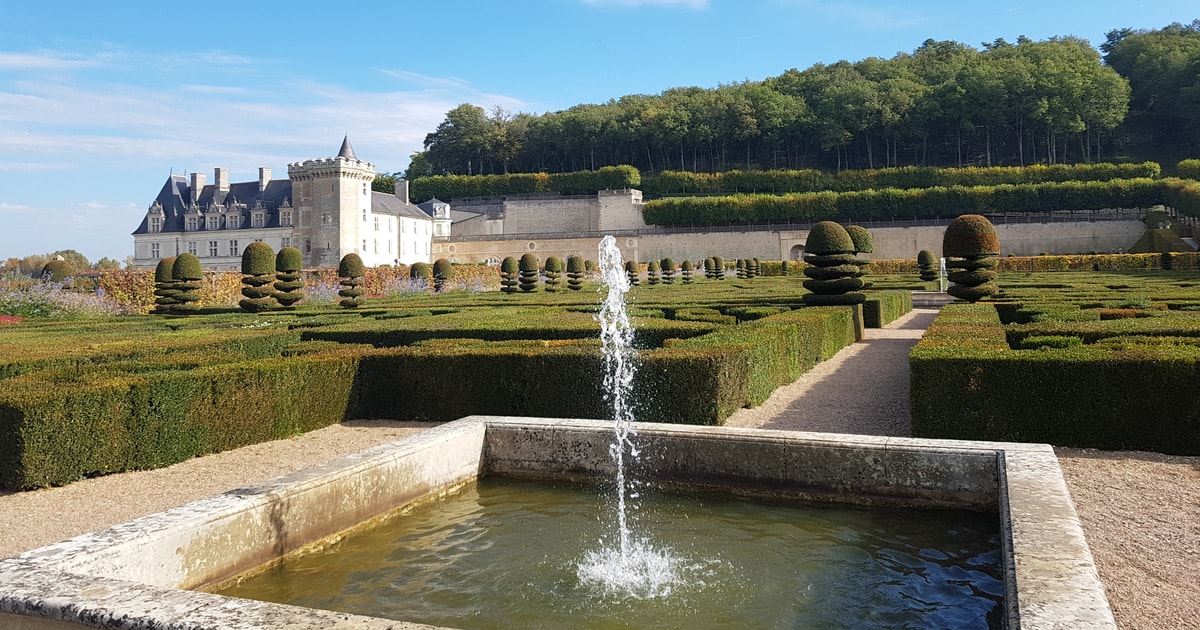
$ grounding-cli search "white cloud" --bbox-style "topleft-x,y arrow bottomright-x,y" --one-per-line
0,53 -> 96,71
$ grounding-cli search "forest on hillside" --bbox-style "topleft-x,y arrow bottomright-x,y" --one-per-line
405,22 -> 1200,178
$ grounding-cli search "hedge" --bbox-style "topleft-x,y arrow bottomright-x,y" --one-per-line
910,303 -> 1200,454
642,178 -> 1198,225
409,165 -> 640,201
1177,159 -> 1200,180
862,291 -> 913,328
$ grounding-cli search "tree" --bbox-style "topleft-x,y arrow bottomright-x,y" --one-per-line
93,257 -> 122,270
1103,21 -> 1200,151
40,259 -> 74,282
48,249 -> 89,271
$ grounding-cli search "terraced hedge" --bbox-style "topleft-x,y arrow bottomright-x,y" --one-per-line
910,303 -> 1200,455
409,165 -> 640,201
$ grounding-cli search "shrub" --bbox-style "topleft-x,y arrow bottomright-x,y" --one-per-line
1015,335 -> 1084,350
409,261 -> 432,285
170,253 -> 204,313
704,257 -> 718,279
1178,159 -> 1200,180
40,259 -> 75,282
566,255 -> 585,291
337,253 -> 366,308
660,257 -> 676,284
500,257 -> 520,293
273,247 -> 305,307
713,256 -> 726,280
943,215 -> 1000,302
802,221 -> 865,306
736,258 -> 747,279
518,253 -> 540,292
432,258 -> 454,292
239,242 -> 278,313
748,257 -> 760,279
152,256 -> 179,314
917,249 -> 940,282
625,260 -> 641,286
584,259 -> 597,273
544,256 -> 563,292
646,259 -> 661,285
681,259 -> 695,284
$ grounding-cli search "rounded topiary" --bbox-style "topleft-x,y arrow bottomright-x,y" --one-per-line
1161,251 -> 1175,270
681,259 -> 695,284
239,242 -> 278,312
409,261 -> 433,288
660,258 -> 676,284
704,257 -> 717,279
748,257 -> 760,279
802,221 -> 865,306
943,215 -> 1000,303
171,253 -> 204,313
40,259 -> 74,282
518,253 -> 540,292
713,256 -> 726,280
646,259 -> 661,285
917,249 -> 940,282
500,256 -> 520,293
273,247 -> 305,307
337,252 -> 366,308
846,225 -> 874,254
736,258 -> 747,279
432,258 -> 453,292
152,256 -> 179,314
584,259 -> 597,273
566,255 -> 586,291
625,260 -> 640,286
543,256 -> 563,292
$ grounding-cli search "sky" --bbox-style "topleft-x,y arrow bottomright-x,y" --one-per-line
1,1 -> 1195,263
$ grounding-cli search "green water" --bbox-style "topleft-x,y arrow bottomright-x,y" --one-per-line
215,478 -> 1003,629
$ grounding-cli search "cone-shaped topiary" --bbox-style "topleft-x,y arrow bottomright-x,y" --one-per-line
152,256 -> 179,314
544,256 -> 563,292
625,260 -> 640,286
802,221 -> 866,306
917,249 -> 940,282
518,253 -> 540,292
566,255 -> 585,291
273,247 -> 305,307
432,258 -> 453,292
171,253 -> 204,313
409,261 -> 433,289
40,259 -> 74,282
660,258 -> 676,284
646,259 -> 661,285
239,242 -> 278,312
943,214 -> 1000,302
680,259 -> 695,284
500,256 -> 520,293
337,252 -> 366,308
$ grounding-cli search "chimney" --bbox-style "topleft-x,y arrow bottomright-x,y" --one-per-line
190,172 -> 206,204
396,178 -> 410,203
214,167 -> 229,193
259,167 -> 271,192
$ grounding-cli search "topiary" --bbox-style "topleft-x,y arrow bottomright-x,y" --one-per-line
713,256 -> 726,280
943,214 -> 1000,303
544,256 -> 563,292
238,242 -> 278,312
584,259 -> 597,273
736,258 -> 747,279
152,256 -> 179,314
625,260 -> 641,286
846,225 -> 873,288
500,256 -> 520,293
409,261 -> 433,289
337,252 -> 366,308
917,249 -> 940,282
518,253 -> 540,292
566,255 -> 586,291
704,257 -> 717,279
40,259 -> 74,282
646,259 -> 661,285
660,257 -> 676,284
171,253 -> 204,313
1161,251 -> 1175,270
273,247 -> 305,307
748,257 -> 760,279
802,221 -> 866,306
432,258 -> 453,292
680,259 -> 695,284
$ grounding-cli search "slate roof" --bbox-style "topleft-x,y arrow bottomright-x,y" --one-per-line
374,192 -> 433,221
132,174 -> 293,235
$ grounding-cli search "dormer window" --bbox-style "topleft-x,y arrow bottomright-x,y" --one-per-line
207,216 -> 219,230
187,217 -> 198,231
252,213 -> 264,228
281,210 -> 293,226
227,214 -> 240,229
149,217 -> 161,233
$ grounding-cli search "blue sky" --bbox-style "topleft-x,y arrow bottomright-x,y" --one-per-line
1,1 -> 1195,263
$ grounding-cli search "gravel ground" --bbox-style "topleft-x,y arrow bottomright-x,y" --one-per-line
0,308 -> 1195,629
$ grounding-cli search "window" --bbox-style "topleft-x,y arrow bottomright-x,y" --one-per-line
362,182 -> 368,194
149,217 -> 161,233
187,241 -> 197,255
187,217 -> 197,231
252,213 -> 264,228
207,216 -> 218,230
374,217 -> 380,232
321,213 -> 331,224
402,221 -> 408,234
208,241 -> 219,257
228,215 -> 239,229
362,239 -> 367,252
229,240 -> 239,256
150,243 -> 160,258
305,239 -> 311,253
373,239 -> 378,254
387,240 -> 392,254
281,237 -> 290,248
281,210 -> 292,226
363,208 -> 367,222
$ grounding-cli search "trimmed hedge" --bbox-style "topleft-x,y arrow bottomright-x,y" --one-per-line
862,291 -> 913,328
410,165 -> 640,201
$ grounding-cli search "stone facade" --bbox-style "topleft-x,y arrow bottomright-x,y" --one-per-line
132,138 -> 433,270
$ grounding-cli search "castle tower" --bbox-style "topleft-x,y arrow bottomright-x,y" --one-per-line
287,136 -> 376,267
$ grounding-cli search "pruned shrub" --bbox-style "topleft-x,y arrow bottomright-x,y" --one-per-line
239,242 -> 278,313
432,258 -> 453,292
704,257 -> 718,280
646,259 -> 661,285
713,256 -> 725,280
566,255 -> 585,291
625,260 -> 641,286
748,258 -> 760,279
500,256 -> 519,293
171,253 -> 204,314
802,221 -> 866,306
681,259 -> 695,284
152,256 -> 179,314
273,247 -> 305,308
584,259 -> 597,273
337,253 -> 367,308
661,257 -> 677,284
1014,335 -> 1084,350
409,261 -> 432,286
917,249 -> 939,282
518,253 -> 540,292
736,258 -> 747,279
40,259 -> 75,283
943,214 -> 1000,303
544,256 -> 563,292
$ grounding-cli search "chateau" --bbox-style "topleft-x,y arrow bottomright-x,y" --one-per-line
132,138 -> 446,270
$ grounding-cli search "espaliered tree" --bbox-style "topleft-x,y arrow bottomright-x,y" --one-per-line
171,253 -> 204,314
238,242 -> 278,313
646,259 -> 661,285
802,221 -> 867,306
625,260 -> 641,286
152,256 -> 179,314
499,257 -> 520,293
660,258 -> 676,284
337,253 -> 366,308
566,255 -> 586,290
518,253 -> 540,292
432,258 -> 454,292
409,261 -> 433,289
917,249 -> 940,282
943,214 -> 1000,302
680,259 -> 695,284
273,247 -> 305,308
846,225 -> 874,289
544,256 -> 563,292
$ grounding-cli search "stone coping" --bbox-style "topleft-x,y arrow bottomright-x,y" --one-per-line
0,416 -> 1115,629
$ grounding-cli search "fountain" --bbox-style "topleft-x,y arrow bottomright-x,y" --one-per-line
0,237 -> 1116,628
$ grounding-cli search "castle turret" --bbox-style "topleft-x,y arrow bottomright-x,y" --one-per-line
287,136 -> 376,267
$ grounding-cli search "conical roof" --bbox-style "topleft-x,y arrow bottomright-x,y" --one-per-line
337,135 -> 357,160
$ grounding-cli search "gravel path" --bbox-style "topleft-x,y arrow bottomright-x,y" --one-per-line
0,308 -> 1195,629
